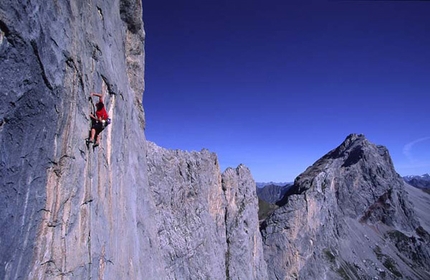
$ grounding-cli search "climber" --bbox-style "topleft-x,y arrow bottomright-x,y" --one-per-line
87,92 -> 110,147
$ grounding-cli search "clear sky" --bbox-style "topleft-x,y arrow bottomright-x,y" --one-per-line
142,0 -> 430,182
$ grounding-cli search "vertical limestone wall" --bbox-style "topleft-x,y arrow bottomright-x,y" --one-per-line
0,1 -> 165,279
146,142 -> 268,280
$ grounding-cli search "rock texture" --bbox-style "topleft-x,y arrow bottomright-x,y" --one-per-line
0,1 -> 165,279
3,1 -> 429,280
146,141 -> 267,280
403,182 -> 430,236
0,1 -> 267,279
261,134 -> 430,279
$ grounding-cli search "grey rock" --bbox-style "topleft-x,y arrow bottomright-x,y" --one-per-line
0,1 -> 268,279
146,142 -> 226,279
262,134 -> 430,279
6,1 -> 429,279
146,142 -> 268,280
223,166 -> 268,280
404,182 -> 430,235
0,1 -> 165,279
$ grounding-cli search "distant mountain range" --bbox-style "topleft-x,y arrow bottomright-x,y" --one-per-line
256,182 -> 293,204
256,182 -> 289,188
403,174 -> 430,189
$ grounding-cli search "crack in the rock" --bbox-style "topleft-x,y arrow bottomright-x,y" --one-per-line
30,40 -> 53,90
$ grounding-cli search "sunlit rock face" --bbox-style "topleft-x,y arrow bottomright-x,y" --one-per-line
261,134 -> 430,280
0,1 -> 269,279
146,142 -> 268,280
0,1 -> 166,279
4,1 -> 428,279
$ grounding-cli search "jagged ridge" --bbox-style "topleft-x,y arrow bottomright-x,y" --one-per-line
262,134 -> 430,280
146,141 -> 267,280
2,1 -> 430,279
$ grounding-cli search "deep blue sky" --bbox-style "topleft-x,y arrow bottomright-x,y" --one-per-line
142,0 -> 430,182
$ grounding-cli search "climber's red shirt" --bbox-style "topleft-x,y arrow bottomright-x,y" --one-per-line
96,102 -> 109,120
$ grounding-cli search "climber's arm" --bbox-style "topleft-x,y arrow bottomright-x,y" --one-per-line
91,92 -> 104,103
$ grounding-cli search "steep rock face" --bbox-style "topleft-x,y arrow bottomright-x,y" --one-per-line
0,1 -> 269,279
147,142 -> 267,280
262,134 -> 430,279
222,166 -> 268,279
0,1 -> 165,279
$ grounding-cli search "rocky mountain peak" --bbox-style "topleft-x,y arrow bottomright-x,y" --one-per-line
2,1 -> 430,278
335,132 -> 366,149
278,133 -> 396,206
263,134 -> 430,279
325,133 -> 392,167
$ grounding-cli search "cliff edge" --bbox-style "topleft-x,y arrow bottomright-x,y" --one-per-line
3,1 -> 428,280
0,1 -> 165,278
146,141 -> 267,280
0,2 -> 267,279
